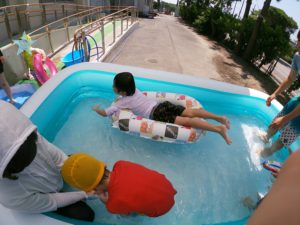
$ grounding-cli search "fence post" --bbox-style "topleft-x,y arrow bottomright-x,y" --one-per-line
16,8 -> 23,34
46,26 -> 54,53
42,5 -> 47,25
113,16 -> 116,43
126,14 -> 129,30
25,10 -> 31,30
54,7 -> 57,20
120,16 -> 123,35
4,9 -> 12,42
62,5 -> 65,17
131,8 -> 134,25
101,20 -> 105,55
64,18 -> 70,42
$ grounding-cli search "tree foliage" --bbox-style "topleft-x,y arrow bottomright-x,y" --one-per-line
179,0 -> 298,68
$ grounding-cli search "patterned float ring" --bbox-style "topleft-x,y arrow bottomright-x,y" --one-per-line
111,92 -> 206,143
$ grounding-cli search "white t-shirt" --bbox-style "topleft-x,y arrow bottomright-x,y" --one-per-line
105,89 -> 157,118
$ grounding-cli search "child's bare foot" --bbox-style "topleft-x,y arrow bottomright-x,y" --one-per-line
257,130 -> 269,144
217,116 -> 230,129
257,147 -> 272,158
9,99 -> 16,105
217,125 -> 232,145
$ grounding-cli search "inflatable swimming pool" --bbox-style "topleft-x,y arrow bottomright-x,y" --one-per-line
1,63 -> 296,225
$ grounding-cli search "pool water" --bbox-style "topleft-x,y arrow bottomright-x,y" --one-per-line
47,87 -> 287,225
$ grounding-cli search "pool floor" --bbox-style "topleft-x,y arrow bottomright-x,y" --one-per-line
46,89 -> 287,225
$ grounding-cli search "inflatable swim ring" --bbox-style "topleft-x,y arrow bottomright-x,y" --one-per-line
262,160 -> 282,173
33,54 -> 57,84
111,92 -> 205,143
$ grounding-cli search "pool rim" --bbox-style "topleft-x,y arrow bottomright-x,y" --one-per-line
21,62 -> 283,117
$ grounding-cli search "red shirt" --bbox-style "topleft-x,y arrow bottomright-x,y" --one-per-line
106,160 -> 177,217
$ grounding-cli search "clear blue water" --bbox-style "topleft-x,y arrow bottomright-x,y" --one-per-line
49,89 -> 286,225
28,70 -> 290,225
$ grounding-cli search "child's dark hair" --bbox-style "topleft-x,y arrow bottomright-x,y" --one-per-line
113,72 -> 136,96
3,132 -> 38,180
99,168 -> 110,186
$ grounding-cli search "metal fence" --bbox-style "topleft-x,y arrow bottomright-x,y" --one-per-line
0,5 -> 137,84
0,3 -> 96,45
26,6 -> 134,57
74,6 -> 138,60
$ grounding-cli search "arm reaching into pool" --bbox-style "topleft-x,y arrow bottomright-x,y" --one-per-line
0,188 -> 88,213
266,49 -> 300,107
93,105 -> 108,117
93,104 -> 120,117
266,69 -> 297,106
270,104 -> 300,131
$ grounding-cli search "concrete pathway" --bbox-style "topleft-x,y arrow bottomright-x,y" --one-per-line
105,15 -> 220,79
104,14 -> 278,94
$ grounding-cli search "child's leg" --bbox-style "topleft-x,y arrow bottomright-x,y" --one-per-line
259,139 -> 284,157
259,126 -> 278,144
266,126 -> 278,140
0,73 -> 14,103
175,116 -> 232,145
181,108 -> 230,129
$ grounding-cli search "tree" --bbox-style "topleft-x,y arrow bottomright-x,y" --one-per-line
243,0 -> 272,60
243,0 -> 252,19
240,6 -> 297,66
235,0 -> 252,54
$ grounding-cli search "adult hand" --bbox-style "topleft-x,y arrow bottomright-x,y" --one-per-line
269,116 -> 286,131
266,94 -> 276,107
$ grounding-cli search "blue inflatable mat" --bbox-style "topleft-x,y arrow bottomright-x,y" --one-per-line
0,83 -> 37,109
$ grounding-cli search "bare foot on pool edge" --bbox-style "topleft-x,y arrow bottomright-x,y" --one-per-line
217,125 -> 232,145
217,116 -> 230,129
9,99 -> 16,105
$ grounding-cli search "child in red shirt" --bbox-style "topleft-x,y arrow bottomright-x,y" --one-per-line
62,153 -> 177,217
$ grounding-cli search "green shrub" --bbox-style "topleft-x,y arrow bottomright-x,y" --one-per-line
179,4 -> 199,24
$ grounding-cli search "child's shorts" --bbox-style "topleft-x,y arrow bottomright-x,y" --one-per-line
274,96 -> 300,147
151,101 -> 185,124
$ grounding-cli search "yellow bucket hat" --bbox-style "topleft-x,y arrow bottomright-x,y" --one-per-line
61,153 -> 106,192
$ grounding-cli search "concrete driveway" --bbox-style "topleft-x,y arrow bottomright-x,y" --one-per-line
105,14 -> 278,94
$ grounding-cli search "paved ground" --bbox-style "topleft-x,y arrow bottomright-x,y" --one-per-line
105,14 -> 279,95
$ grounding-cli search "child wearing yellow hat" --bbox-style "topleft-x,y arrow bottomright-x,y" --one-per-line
61,153 -> 177,217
